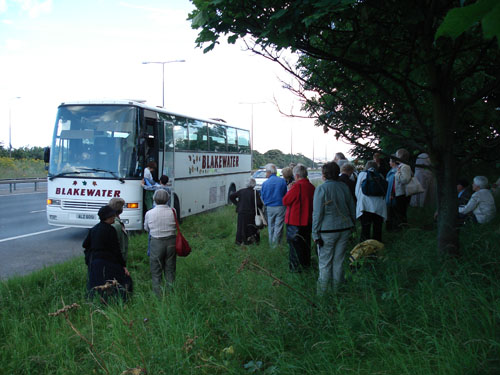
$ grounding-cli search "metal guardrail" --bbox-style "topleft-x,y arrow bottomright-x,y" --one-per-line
0,178 -> 47,193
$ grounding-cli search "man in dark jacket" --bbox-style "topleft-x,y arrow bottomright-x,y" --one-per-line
83,205 -> 131,300
457,179 -> 473,206
283,164 -> 315,271
338,162 -> 356,202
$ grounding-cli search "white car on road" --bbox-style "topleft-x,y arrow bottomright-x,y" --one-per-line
252,168 -> 282,190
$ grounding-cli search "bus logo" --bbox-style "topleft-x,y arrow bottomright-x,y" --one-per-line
55,187 -> 121,197
201,155 -> 239,169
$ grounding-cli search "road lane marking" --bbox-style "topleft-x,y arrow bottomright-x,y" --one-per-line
30,210 -> 46,213
0,226 -> 71,243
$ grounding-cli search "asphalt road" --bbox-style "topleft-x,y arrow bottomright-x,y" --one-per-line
0,189 -> 88,280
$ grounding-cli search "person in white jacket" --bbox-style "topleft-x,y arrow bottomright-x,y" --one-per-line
355,161 -> 387,243
394,148 -> 412,227
459,176 -> 496,224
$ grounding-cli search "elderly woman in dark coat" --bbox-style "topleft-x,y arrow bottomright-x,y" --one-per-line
230,178 -> 263,245
83,205 -> 131,300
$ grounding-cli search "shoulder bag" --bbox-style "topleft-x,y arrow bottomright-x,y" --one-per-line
405,176 -> 425,196
254,190 -> 267,228
172,208 -> 191,257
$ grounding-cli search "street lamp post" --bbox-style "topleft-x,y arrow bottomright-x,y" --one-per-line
9,96 -> 21,158
142,60 -> 186,107
239,101 -> 265,153
312,138 -> 315,169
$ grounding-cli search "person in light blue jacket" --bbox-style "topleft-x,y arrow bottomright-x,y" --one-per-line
260,163 -> 287,247
312,162 -> 356,294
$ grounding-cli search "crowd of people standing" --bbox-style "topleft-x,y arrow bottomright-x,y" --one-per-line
82,149 -> 498,300
230,148 -> 498,295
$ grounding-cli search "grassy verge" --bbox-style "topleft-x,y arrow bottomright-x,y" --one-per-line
1,205 -> 499,374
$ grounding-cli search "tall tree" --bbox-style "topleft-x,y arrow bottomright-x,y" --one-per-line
189,0 -> 500,255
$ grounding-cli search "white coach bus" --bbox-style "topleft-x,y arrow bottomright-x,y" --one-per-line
45,100 -> 252,230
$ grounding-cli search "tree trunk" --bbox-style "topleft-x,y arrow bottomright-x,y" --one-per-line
434,153 -> 460,256
430,69 -> 460,257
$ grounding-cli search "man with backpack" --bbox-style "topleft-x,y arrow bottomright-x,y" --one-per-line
355,161 -> 388,243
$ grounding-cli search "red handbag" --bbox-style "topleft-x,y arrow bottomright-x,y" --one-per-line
172,209 -> 191,257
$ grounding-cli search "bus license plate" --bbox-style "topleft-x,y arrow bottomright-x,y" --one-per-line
77,214 -> 96,220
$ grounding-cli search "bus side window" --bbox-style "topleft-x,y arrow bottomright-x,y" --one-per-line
174,119 -> 188,150
227,127 -> 238,153
237,129 -> 251,154
209,124 -> 227,152
188,120 -> 208,151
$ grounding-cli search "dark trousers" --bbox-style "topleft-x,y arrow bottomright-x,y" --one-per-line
286,224 -> 312,271
236,212 -> 260,245
88,258 -> 132,301
360,212 -> 383,242
395,195 -> 411,226
457,212 -> 478,226
385,202 -> 397,231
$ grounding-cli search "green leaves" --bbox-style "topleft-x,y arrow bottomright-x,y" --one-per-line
436,0 -> 500,46
227,34 -> 239,44
482,1 -> 500,40
189,0 -> 356,53
269,8 -> 287,20
191,10 -> 208,28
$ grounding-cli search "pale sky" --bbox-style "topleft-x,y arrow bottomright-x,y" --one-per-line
0,0 -> 352,161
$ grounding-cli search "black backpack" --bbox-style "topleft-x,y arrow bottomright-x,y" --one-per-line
361,170 -> 388,197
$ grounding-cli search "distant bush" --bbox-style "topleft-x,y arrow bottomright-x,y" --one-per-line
0,145 -> 46,160
253,149 -> 314,169
0,157 -> 47,178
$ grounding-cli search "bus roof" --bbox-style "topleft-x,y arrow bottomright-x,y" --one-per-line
58,99 -> 249,131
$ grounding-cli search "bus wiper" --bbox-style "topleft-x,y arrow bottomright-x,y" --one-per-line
79,168 -> 125,183
48,170 -> 83,180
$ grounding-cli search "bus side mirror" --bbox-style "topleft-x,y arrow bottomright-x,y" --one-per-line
43,147 -> 50,163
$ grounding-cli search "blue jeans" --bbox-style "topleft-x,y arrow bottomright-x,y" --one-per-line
266,206 -> 286,247
316,230 -> 351,295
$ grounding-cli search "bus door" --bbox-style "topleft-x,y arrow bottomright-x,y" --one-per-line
162,120 -> 174,180
143,110 -> 160,182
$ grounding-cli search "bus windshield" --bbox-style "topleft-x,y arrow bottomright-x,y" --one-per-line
49,105 -> 139,179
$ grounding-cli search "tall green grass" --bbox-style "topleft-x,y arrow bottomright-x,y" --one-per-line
1,206 -> 499,374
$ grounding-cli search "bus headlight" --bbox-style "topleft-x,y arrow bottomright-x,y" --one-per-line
47,199 -> 61,206
126,202 -> 139,209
